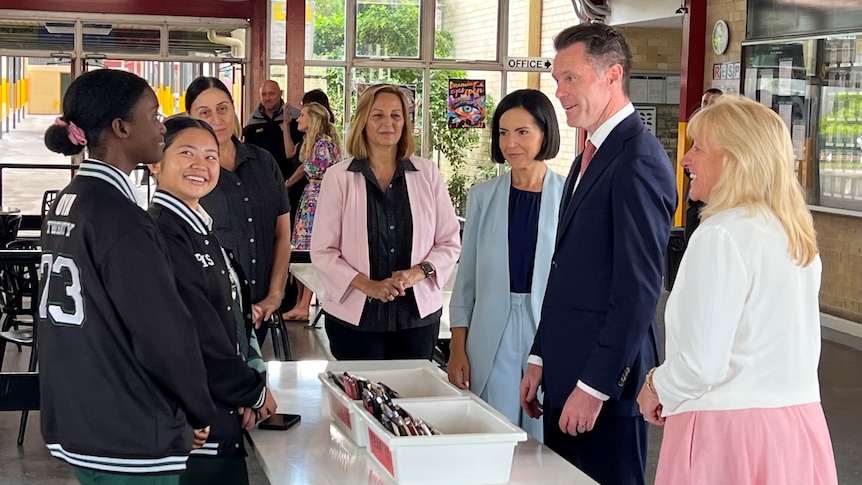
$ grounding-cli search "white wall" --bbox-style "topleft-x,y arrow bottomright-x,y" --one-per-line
605,0 -> 684,28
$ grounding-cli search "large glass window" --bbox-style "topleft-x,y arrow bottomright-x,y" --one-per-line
0,21 -> 73,54
436,0 -> 499,61
356,0 -> 420,58
83,24 -> 161,57
307,0 -> 346,61
169,28 -> 246,59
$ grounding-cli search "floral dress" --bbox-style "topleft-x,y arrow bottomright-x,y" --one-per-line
292,137 -> 339,249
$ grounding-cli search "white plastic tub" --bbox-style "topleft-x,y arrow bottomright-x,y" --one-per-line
362,398 -> 528,485
318,367 -> 465,447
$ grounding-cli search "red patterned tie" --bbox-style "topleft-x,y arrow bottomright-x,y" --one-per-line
579,141 -> 596,178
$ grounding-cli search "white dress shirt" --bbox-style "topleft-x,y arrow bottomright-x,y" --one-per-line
528,103 -> 636,401
653,207 -> 823,416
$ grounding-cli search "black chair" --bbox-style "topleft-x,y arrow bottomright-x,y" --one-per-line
0,372 -> 39,445
0,249 -> 40,446
0,246 -> 39,371
0,240 -> 39,336
268,312 -> 292,361
0,214 -> 22,248
41,189 -> 59,220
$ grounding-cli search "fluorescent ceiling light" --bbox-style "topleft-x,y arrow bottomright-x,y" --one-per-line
44,22 -> 113,35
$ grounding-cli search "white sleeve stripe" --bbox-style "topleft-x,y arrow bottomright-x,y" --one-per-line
252,388 -> 266,409
47,444 -> 188,473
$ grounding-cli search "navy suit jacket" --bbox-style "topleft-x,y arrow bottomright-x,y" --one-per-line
531,112 -> 677,417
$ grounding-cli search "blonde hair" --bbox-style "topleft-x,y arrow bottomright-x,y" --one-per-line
689,95 -> 817,266
232,110 -> 242,140
345,84 -> 415,160
299,102 -> 341,163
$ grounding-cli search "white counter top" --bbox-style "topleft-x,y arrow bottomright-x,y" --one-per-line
249,360 -> 597,485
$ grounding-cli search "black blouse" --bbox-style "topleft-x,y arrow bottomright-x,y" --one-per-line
200,137 -> 290,303
326,158 -> 441,332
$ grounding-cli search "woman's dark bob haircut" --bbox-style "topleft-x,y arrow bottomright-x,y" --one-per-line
490,89 -> 561,164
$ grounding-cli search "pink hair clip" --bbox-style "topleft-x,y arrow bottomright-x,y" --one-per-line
54,116 -> 88,146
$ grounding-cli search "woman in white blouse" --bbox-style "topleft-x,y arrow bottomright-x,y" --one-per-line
637,95 -> 837,484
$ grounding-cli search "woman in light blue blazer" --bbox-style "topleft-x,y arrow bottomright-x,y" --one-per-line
448,89 -> 565,441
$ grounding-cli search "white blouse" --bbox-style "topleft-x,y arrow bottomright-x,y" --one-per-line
653,207 -> 823,416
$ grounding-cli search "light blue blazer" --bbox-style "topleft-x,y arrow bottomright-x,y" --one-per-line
449,169 -> 566,396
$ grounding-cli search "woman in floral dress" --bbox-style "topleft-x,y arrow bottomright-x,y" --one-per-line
283,102 -> 341,320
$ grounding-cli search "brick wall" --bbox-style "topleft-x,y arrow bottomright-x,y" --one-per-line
616,27 -> 683,72
656,104 -> 681,161
814,212 -> 862,323
704,0 -> 747,91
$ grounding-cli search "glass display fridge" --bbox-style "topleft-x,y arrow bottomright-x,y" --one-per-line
742,34 -> 862,212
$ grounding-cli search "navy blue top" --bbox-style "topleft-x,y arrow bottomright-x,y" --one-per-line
508,185 -> 541,293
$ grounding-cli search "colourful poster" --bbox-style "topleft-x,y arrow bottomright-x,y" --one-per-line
448,79 -> 486,129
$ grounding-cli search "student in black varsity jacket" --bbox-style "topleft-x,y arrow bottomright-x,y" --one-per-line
40,70 -> 216,485
147,117 -> 278,485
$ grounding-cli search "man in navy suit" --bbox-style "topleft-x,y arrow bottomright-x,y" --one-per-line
519,23 -> 677,485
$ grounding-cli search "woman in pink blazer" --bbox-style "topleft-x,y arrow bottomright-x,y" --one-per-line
310,84 -> 461,360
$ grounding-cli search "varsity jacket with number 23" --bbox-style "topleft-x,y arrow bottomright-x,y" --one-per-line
38,159 -> 216,474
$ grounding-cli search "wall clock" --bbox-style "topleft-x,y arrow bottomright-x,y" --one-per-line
713,20 -> 729,55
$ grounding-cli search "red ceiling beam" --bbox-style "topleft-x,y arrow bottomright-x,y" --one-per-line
0,0 -> 252,19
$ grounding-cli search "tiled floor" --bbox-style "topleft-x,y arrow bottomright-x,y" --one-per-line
1,116 -> 861,484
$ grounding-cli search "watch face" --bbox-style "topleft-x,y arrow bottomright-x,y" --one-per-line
713,20 -> 729,55
420,262 -> 434,276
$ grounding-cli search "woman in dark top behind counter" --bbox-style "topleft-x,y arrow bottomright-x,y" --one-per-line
185,77 -> 292,343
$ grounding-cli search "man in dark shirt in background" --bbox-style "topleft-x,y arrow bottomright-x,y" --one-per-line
243,80 -> 293,178
243,80 -> 304,312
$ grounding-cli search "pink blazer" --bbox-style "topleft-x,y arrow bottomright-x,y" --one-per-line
310,155 -> 461,325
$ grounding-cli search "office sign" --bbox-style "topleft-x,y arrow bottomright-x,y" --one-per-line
505,57 -> 553,72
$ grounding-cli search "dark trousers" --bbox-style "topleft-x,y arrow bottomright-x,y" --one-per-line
543,405 -> 648,485
180,456 -> 249,485
325,318 -> 440,360
74,468 -> 179,485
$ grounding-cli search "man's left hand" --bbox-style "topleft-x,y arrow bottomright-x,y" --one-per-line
559,386 -> 603,436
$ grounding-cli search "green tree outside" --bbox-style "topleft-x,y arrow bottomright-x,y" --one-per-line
310,0 -> 496,215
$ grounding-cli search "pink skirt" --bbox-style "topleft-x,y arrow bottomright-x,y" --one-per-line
655,403 -> 838,485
